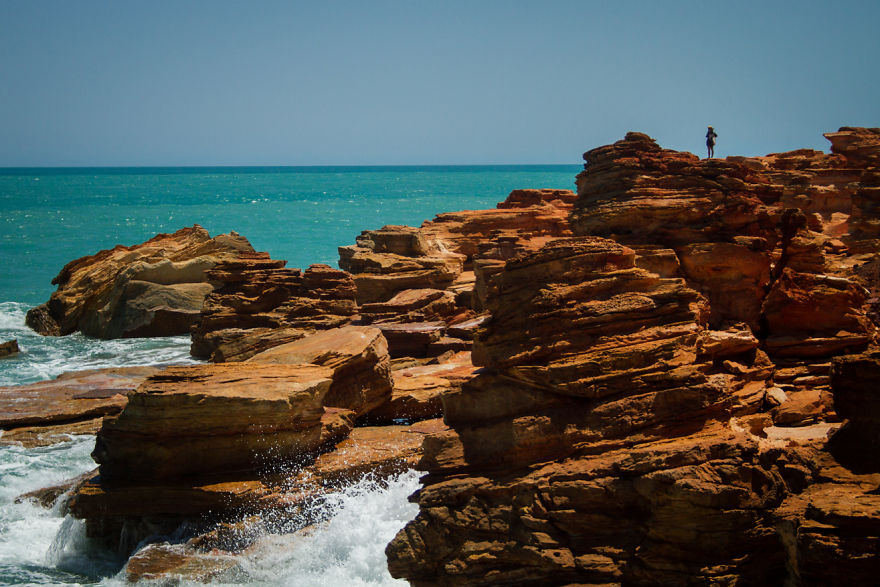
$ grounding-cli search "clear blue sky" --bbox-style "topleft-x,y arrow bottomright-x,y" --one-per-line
1,1 -> 878,166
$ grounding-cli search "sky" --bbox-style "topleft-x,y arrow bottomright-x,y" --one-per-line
0,1 -> 878,166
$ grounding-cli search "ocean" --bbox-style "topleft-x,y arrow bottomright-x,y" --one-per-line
0,165 -> 579,585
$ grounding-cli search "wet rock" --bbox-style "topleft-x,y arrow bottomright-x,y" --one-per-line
0,367 -> 160,446
0,339 -> 19,357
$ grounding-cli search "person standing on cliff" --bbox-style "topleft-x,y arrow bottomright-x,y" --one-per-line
706,126 -> 718,158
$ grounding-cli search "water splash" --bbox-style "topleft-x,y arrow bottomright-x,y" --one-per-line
0,436 -> 103,585
238,470 -> 420,586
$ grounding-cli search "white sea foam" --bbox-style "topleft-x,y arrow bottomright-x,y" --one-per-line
0,434 -> 422,586
0,436 -> 103,585
0,302 -> 198,387
238,470 -> 420,586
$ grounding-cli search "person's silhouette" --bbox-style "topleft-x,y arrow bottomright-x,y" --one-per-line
706,126 -> 718,158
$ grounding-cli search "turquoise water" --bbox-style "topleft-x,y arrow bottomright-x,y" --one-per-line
0,165 -> 578,585
1,166 -> 578,305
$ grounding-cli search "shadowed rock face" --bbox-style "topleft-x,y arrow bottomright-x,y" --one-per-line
25,225 -> 256,338
386,129 -> 880,586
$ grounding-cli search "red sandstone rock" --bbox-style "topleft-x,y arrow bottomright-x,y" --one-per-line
91,363 -> 335,482
0,367 -> 160,447
339,226 -> 464,304
377,321 -> 447,358
360,288 -> 458,324
369,352 -> 478,423
247,325 -> 393,417
190,262 -> 357,360
26,226 -> 255,338
387,222 -> 879,585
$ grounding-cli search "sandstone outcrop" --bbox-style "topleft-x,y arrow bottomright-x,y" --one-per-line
387,129 -> 880,585
247,325 -> 393,417
568,129 -> 879,340
339,225 -> 465,305
91,363 -> 335,482
370,351 -> 479,424
26,226 -> 255,338
0,367 -> 159,447
190,261 -> 356,360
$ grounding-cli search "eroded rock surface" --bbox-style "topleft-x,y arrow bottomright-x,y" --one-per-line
387,129 -> 880,585
190,262 -> 357,360
247,325 -> 393,417
26,226 -> 255,338
0,367 -> 160,447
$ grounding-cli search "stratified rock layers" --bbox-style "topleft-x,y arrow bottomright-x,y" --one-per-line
91,363 -> 334,482
387,129 -> 880,586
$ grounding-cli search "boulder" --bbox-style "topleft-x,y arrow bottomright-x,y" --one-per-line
0,339 -> 19,357
247,325 -> 393,417
26,226 -> 255,338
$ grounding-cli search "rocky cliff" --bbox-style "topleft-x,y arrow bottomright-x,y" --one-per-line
386,128 -> 880,585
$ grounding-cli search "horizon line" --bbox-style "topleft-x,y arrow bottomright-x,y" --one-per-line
0,162 -> 582,171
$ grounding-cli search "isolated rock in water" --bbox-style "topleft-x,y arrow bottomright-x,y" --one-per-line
0,339 -> 19,357
26,226 -> 255,338
247,325 -> 393,417
91,363 -> 334,482
190,262 -> 357,360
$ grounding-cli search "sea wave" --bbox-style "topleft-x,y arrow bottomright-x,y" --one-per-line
0,301 -> 198,387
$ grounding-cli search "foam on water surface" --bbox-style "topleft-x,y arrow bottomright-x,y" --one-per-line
0,302 -> 198,387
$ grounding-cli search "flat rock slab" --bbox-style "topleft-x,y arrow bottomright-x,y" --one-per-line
310,419 -> 447,485
371,352 -> 479,423
69,419 -> 445,521
125,543 -> 244,584
248,325 -> 393,416
93,363 -> 335,482
1,418 -> 105,448
0,366 -> 160,429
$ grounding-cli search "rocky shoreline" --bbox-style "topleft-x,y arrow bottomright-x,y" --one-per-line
3,128 -> 880,584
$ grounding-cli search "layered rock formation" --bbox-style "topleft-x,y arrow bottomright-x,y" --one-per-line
387,129 -> 880,585
26,226 -> 255,338
25,128 -> 880,583
337,188 -> 577,357
190,261 -> 357,360
0,367 -> 159,447
246,325 -> 393,417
